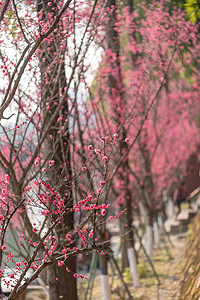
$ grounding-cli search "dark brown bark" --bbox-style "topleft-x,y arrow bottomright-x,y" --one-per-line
16,290 -> 26,300
148,210 -> 155,227
100,254 -> 109,275
119,217 -> 129,271
48,264 -> 59,300
37,0 -> 77,299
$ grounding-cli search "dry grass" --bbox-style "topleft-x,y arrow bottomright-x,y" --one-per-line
77,235 -> 186,300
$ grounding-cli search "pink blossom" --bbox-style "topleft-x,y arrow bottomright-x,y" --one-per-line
4,174 -> 9,183
57,116 -> 63,123
97,188 -> 102,195
113,133 -> 118,139
58,260 -> 64,267
88,145 -> 93,151
2,189 -> 6,195
66,234 -> 71,240
61,248 -> 67,253
102,156 -> 108,163
100,181 -> 105,186
82,167 -> 86,171
49,160 -> 55,167
95,148 -> 101,154
33,179 -> 38,185
41,210 -> 51,216
34,157 -> 40,166
89,230 -> 93,238
25,186 -> 32,192
125,138 -> 130,143
101,209 -> 106,216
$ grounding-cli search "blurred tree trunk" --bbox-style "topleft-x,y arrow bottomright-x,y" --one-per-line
106,0 -> 139,287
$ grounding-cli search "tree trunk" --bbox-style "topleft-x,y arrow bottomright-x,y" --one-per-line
105,0 -> 139,287
48,264 -> 59,300
58,257 -> 77,300
126,195 -> 140,287
120,219 -> 129,271
99,224 -> 111,300
146,212 -> 154,260
153,220 -> 160,246
37,0 -> 77,298
168,197 -> 174,219
100,255 -> 111,300
127,246 -> 139,287
16,290 -> 26,300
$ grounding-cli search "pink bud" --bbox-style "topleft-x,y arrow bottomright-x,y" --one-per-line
102,156 -> 108,163
58,260 -> 64,267
101,209 -> 106,216
97,188 -> 102,195
125,138 -> 129,143
66,234 -> 71,240
95,149 -> 101,154
34,157 -> 40,166
49,160 -> 55,167
113,133 -> 118,139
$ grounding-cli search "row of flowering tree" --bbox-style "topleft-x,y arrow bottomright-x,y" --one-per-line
81,0 -> 200,291
0,0 -> 200,299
